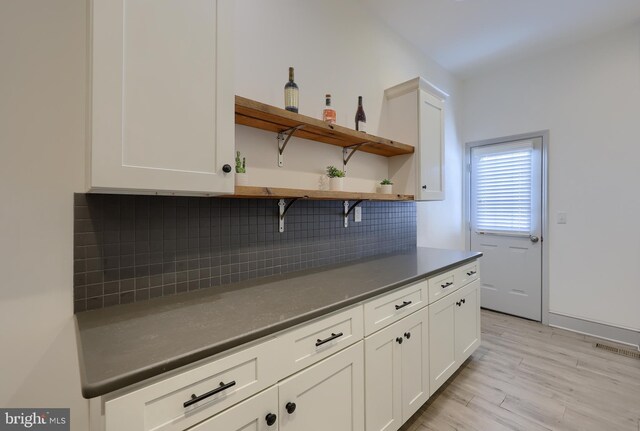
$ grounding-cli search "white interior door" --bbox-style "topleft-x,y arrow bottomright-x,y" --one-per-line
469,137 -> 542,321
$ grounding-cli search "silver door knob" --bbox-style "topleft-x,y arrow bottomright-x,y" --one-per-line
530,235 -> 539,243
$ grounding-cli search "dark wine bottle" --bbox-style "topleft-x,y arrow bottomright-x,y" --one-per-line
284,67 -> 299,113
355,96 -> 366,132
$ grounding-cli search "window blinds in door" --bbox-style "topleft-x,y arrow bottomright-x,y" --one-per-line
471,141 -> 534,234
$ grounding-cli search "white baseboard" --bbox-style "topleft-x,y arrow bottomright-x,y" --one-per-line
548,312 -> 640,350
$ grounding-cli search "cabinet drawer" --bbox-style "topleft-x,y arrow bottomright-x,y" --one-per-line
364,280 -> 428,336
280,306 -> 364,374
427,269 -> 457,304
455,260 -> 480,288
104,337 -> 283,431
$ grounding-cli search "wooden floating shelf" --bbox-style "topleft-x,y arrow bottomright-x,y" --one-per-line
235,96 -> 414,157
229,186 -> 414,201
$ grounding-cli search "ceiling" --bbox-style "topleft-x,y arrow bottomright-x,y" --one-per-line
361,0 -> 640,78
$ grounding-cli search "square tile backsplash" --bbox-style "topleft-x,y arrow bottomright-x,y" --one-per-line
73,194 -> 416,312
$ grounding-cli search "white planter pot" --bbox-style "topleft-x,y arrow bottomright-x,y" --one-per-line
235,172 -> 249,186
380,184 -> 393,194
329,177 -> 344,191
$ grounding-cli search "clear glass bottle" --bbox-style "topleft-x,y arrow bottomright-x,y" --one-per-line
355,96 -> 366,132
322,94 -> 336,124
284,67 -> 299,113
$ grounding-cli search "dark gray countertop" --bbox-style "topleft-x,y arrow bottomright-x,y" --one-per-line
75,247 -> 481,398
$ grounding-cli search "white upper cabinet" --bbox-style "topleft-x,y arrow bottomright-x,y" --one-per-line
88,0 -> 235,195
384,77 -> 446,201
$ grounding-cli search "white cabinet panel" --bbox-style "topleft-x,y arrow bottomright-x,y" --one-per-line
455,280 -> 481,363
428,293 -> 457,395
364,322 -> 402,431
400,308 -> 429,421
89,0 -> 235,195
279,342 -> 364,431
190,387 -> 278,431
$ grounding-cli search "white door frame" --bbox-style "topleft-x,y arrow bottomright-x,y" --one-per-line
464,131 -> 550,325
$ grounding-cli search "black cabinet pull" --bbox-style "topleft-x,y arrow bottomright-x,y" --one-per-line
422,185 -> 427,189
461,298 -> 466,304
441,281 -> 453,289
222,164 -> 232,173
467,270 -> 476,276
456,301 -> 461,307
184,380 -> 236,408
286,402 -> 297,414
265,413 -> 277,426
315,332 -> 344,347
395,300 -> 412,310
396,337 -> 403,344
404,332 -> 411,339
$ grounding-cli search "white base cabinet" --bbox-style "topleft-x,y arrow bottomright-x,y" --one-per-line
429,279 -> 481,395
279,342 -> 364,431
364,307 -> 429,431
190,386 -> 278,431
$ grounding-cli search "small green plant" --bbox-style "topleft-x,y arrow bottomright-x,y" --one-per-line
235,151 -> 246,173
380,179 -> 393,185
326,166 -> 345,178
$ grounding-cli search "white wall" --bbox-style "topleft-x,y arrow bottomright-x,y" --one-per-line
0,0 -> 463,427
234,0 -> 465,250
462,24 -> 640,332
0,0 -> 89,428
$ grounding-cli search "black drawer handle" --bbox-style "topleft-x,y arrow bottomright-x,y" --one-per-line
184,380 -> 236,408
467,270 -> 476,276
315,332 -> 344,347
441,281 -> 453,289
395,300 -> 412,310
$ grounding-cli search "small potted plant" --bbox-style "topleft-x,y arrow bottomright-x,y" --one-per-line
380,178 -> 393,194
235,151 -> 248,186
326,166 -> 345,191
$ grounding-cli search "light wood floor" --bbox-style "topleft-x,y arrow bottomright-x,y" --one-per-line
400,309 -> 640,431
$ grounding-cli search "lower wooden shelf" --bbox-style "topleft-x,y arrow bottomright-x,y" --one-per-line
229,186 -> 414,201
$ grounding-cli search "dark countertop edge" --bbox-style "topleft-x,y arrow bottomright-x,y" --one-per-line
80,252 -> 482,398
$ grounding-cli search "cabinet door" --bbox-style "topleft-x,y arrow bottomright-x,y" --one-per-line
455,280 -> 481,363
417,90 -> 444,201
428,293 -> 456,395
90,0 -> 235,195
279,342 -> 364,431
190,386 -> 279,431
399,307 -> 429,422
364,321 -> 402,431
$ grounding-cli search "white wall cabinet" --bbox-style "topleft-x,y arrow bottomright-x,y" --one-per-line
88,0 -> 235,195
364,307 -> 429,431
385,77 -> 446,201
279,342 -> 364,431
429,279 -> 480,395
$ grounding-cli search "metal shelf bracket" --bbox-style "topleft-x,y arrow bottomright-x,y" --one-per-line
278,198 -> 301,233
277,125 -> 306,167
343,200 -> 364,228
342,143 -> 370,174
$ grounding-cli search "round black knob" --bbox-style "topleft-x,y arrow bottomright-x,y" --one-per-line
396,337 -> 403,344
285,402 -> 296,414
222,164 -> 232,173
265,413 -> 277,426
404,332 -> 411,339
422,185 -> 427,189
462,298 -> 466,304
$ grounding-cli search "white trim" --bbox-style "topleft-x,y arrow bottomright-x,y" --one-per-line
549,312 -> 640,350
384,77 -> 449,101
464,131 -> 549,324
